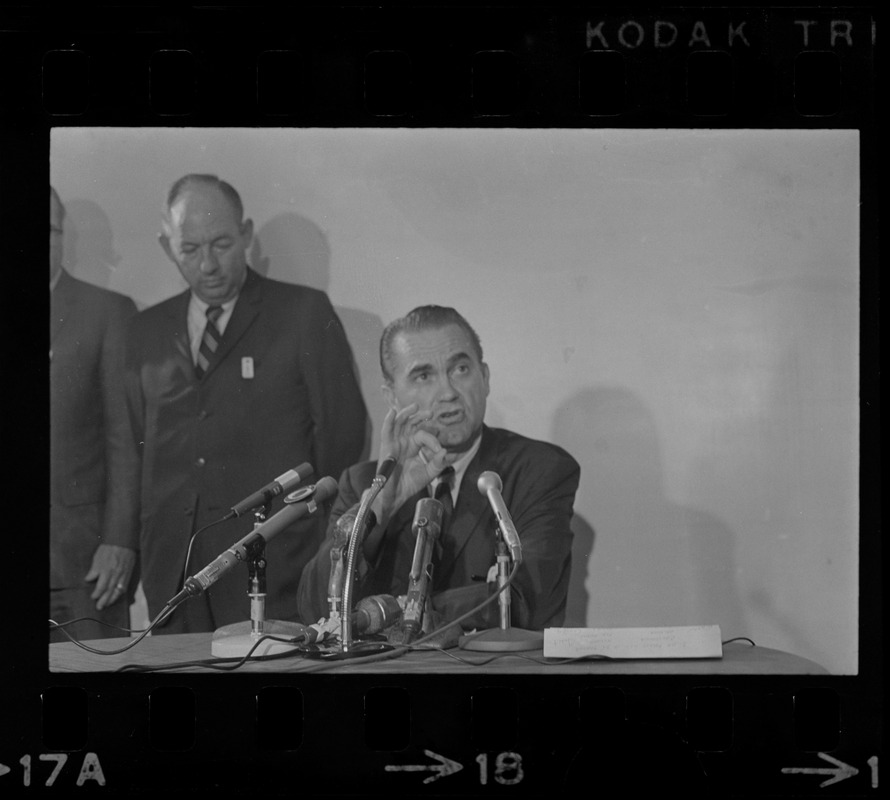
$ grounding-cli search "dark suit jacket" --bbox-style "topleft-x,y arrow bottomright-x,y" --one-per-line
119,268 -> 368,626
50,270 -> 138,588
297,425 -> 580,631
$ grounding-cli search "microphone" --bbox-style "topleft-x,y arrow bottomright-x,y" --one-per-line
327,514 -> 351,614
477,471 -> 523,564
305,594 -> 402,643
183,476 -> 338,597
376,455 -> 398,482
228,462 -> 314,517
402,497 -> 444,641
338,453 -> 398,647
353,593 -> 402,636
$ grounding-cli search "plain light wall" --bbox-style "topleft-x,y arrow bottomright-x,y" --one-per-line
51,128 -> 859,673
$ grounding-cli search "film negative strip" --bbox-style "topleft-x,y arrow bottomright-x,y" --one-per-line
0,5 -> 879,797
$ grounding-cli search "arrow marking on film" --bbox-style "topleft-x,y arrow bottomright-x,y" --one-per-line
782,752 -> 859,788
385,749 -> 464,784
0,763 -> 10,777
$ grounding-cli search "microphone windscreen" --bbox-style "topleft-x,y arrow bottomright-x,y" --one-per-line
376,456 -> 398,481
313,476 -> 339,503
354,593 -> 402,634
412,497 -> 444,539
477,470 -> 503,494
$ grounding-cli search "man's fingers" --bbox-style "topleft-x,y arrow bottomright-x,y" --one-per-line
95,587 -> 118,612
382,404 -> 425,452
393,402 -> 419,421
428,447 -> 458,473
393,406 -> 431,439
381,405 -> 398,430
413,430 -> 457,476
89,566 -> 130,609
90,575 -> 110,601
413,429 -> 443,454
95,580 -> 127,610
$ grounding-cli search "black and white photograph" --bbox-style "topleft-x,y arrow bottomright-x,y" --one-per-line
48,126 -> 859,676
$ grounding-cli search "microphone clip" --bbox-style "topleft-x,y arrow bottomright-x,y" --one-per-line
284,485 -> 316,504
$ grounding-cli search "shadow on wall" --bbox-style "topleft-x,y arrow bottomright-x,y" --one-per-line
252,213 -> 385,463
564,513 -> 595,628
250,212 -> 330,289
685,312 -> 856,672
551,387 -> 746,636
62,199 -> 122,293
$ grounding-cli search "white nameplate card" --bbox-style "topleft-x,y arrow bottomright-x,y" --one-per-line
544,625 -> 723,660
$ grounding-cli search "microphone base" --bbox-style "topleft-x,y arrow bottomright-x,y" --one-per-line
458,626 -> 544,652
211,620 -> 309,659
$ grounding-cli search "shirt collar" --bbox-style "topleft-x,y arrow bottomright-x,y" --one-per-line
188,292 -> 238,315
188,266 -> 248,313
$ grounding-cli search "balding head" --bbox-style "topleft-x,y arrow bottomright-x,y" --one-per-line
165,174 -> 244,222
159,175 -> 253,304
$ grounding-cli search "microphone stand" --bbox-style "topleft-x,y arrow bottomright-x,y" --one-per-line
323,475 -> 396,659
211,501 -> 308,658
458,530 -> 544,652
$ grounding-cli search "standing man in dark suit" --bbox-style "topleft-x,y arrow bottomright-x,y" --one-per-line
50,187 -> 139,642
120,174 -> 368,633
297,306 -> 580,632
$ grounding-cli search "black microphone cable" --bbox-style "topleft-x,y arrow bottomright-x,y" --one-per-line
48,594 -> 189,655
55,562 -> 518,667
179,465 -> 315,588
114,632 -> 318,673
295,561 -> 523,672
180,516 -> 233,590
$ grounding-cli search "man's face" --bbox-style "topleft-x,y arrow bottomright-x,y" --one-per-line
49,193 -> 64,282
160,185 -> 252,304
383,324 -> 490,454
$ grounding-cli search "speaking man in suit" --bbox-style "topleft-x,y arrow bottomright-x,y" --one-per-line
120,174 -> 368,633
50,186 -> 139,642
297,305 -> 580,632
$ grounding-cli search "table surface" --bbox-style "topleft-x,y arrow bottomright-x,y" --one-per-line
49,632 -> 830,675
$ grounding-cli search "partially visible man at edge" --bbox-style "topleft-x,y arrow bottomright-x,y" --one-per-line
50,186 -> 139,641
297,305 -> 580,632
118,174 -> 368,633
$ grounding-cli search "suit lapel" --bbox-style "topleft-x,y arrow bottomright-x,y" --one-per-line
200,268 -> 262,381
165,290 -> 195,381
437,427 -> 499,577
380,487 -> 428,589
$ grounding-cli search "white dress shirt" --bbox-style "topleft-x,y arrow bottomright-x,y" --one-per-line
187,293 -> 238,364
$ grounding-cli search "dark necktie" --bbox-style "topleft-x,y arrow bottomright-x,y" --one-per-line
195,305 -> 223,379
433,466 -> 455,538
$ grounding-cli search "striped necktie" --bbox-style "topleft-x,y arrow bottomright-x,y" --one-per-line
195,305 -> 223,379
